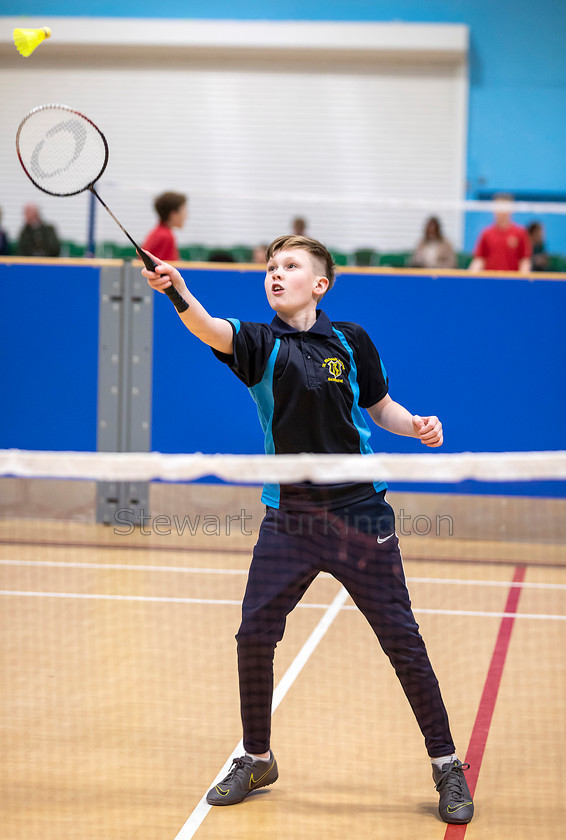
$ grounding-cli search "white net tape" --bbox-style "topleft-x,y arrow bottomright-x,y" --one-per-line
1,449 -> 566,484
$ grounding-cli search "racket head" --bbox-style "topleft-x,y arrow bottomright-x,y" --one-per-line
16,104 -> 109,197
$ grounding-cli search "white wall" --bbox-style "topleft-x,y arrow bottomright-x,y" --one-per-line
1,19 -> 468,253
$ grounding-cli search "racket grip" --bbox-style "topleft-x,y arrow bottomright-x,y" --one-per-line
163,284 -> 190,313
138,249 -> 189,313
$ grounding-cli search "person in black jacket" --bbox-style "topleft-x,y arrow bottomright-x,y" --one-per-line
0,207 -> 11,255
18,203 -> 60,257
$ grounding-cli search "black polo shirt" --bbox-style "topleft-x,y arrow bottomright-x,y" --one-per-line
213,310 -> 389,510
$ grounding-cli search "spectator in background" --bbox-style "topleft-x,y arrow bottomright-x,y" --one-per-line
18,203 -> 60,257
252,244 -> 267,263
0,208 -> 10,255
469,193 -> 531,273
142,191 -> 187,262
409,216 -> 456,269
208,250 -> 235,263
527,221 -> 549,272
291,216 -> 307,236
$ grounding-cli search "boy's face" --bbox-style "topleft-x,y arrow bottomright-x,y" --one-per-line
264,248 -> 328,314
493,200 -> 512,227
170,203 -> 188,229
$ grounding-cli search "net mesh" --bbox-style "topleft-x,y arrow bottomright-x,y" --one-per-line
1,449 -> 565,839
17,105 -> 108,196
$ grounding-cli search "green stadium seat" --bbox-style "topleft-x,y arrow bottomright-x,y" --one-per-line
377,252 -> 409,268
230,246 -> 253,263
330,251 -> 349,266
179,245 -> 209,262
117,245 -> 138,260
59,240 -> 74,257
354,249 -> 379,266
457,252 -> 473,269
547,254 -> 566,272
98,241 -> 121,258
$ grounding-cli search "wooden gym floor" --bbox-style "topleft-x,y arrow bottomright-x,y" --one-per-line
1,486 -> 565,840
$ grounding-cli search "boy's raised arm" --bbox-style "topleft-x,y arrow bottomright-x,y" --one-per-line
368,394 -> 443,448
142,254 -> 234,355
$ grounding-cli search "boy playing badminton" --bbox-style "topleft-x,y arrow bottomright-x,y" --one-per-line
142,235 -> 474,825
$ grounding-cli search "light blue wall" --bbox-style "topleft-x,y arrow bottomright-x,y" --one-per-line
8,2 -> 566,250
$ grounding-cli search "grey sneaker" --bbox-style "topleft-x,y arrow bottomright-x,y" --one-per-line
433,759 -> 474,824
206,751 -> 278,805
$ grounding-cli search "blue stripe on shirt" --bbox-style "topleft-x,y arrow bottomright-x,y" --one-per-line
249,338 -> 281,508
332,327 -> 387,494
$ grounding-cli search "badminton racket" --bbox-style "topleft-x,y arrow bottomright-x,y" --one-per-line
16,104 -> 189,312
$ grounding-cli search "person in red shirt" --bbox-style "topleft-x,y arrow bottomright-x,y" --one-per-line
142,191 -> 187,261
469,193 -> 531,273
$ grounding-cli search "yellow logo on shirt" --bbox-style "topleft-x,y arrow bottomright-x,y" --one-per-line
323,357 -> 345,383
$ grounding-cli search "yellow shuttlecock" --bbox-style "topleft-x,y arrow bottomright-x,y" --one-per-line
13,27 -> 52,58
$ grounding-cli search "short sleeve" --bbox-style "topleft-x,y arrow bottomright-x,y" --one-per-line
212,320 -> 276,387
475,229 -> 489,258
350,325 -> 389,408
142,227 -> 178,261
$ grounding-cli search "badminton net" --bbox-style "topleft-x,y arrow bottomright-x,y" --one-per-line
1,449 -> 565,840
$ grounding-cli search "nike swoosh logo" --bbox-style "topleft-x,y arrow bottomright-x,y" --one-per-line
446,801 -> 473,813
376,533 -> 394,544
215,786 -> 230,796
250,761 -> 274,787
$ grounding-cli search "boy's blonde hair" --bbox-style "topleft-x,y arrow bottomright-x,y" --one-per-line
266,235 -> 335,294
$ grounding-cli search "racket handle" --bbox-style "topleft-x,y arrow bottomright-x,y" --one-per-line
137,249 -> 189,313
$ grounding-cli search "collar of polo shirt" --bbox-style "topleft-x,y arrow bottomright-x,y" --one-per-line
270,310 -> 334,337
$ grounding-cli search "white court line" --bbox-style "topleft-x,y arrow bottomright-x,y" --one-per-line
407,575 -> 566,591
171,585 -> 349,840
0,559 -> 248,575
2,558 -> 566,591
0,589 -> 565,621
0,590 -> 244,607
412,607 -> 566,620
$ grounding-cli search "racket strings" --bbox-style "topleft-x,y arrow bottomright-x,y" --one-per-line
15,103 -> 175,285
17,106 -> 108,196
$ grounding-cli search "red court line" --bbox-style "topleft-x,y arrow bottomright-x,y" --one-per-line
443,564 -> 526,839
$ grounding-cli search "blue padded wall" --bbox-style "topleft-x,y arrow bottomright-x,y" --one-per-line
0,263 -> 100,451
151,267 -> 566,453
